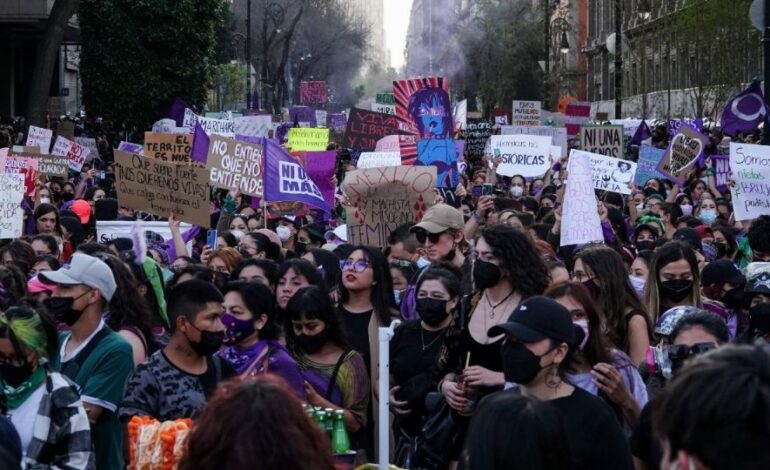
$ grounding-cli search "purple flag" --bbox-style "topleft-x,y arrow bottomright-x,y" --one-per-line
304,151 -> 337,209
190,122 -> 209,164
263,139 -> 331,214
629,121 -> 652,147
168,97 -> 191,127
721,81 -> 770,137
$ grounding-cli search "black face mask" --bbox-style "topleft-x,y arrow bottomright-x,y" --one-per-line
722,287 -> 744,310
750,303 -> 770,335
636,240 -> 655,252
714,242 -> 731,259
473,259 -> 501,291
643,187 -> 659,198
0,361 -> 34,388
501,341 -> 550,384
60,192 -> 74,202
660,279 -> 693,303
212,271 -> 230,290
185,324 -> 224,357
44,291 -> 91,326
416,298 -> 449,326
295,328 -> 330,354
295,242 -> 308,256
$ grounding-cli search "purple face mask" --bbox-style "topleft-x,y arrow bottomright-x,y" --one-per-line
222,312 -> 256,345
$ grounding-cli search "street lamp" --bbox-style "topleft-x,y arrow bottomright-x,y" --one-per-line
638,0 -> 651,20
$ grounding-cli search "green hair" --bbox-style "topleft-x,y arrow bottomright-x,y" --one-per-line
0,310 -> 48,359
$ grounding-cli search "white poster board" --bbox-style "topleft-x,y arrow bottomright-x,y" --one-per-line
0,174 -> 25,239
234,115 -> 273,138
511,100 -> 542,127
572,149 -> 637,195
490,134 -> 552,177
25,126 -> 52,153
356,152 -> 401,169
500,125 -> 568,158
96,221 -> 194,253
560,150 -> 603,246
730,142 -> 770,221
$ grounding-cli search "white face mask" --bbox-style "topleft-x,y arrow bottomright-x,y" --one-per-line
636,202 -> 644,212
680,204 -> 693,216
276,225 -> 292,242
629,275 -> 646,298
510,186 -> 524,197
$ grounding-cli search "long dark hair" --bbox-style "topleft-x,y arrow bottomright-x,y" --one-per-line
231,258 -> 279,286
462,393 -> 572,470
305,248 -> 341,294
276,258 -> 324,290
179,376 -> 336,470
575,246 -> 650,352
95,253 -> 156,353
33,204 -> 61,236
645,241 -> 702,320
222,282 -> 279,340
477,224 -> 550,298
339,245 -> 397,326
284,286 -> 349,350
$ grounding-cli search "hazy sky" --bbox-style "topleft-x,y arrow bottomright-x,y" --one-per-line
384,0 -> 413,69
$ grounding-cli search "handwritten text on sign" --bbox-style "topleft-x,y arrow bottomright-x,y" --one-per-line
25,126 -> 52,153
288,128 -> 329,151
52,136 -> 90,172
490,134 -> 552,177
344,166 -> 437,247
561,149 -> 603,246
114,150 -> 211,227
207,136 -> 263,197
501,125 -> 568,158
658,125 -> 707,184
573,149 -> 636,195
580,125 -> 624,158
144,133 -> 193,162
0,174 -> 25,239
730,142 -> 770,221
511,100 -> 542,127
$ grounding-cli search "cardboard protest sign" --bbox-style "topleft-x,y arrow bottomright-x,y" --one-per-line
634,145 -> 668,186
658,125 -> 707,184
489,135 -> 552,178
464,118 -> 492,160
393,76 -> 450,136
573,149 -> 636,194
299,81 -> 328,105
113,150 -> 210,227
26,126 -> 52,153
372,103 -> 396,115
357,152 -> 402,169
501,125 -> 567,158
288,128 -> 329,151
96,220 -> 193,253
144,133 -> 193,163
580,125 -> 624,158
729,142 -> 770,221
711,155 -> 731,193
12,146 -> 40,154
4,156 -> 38,197
206,135 -> 263,197
416,138 -> 459,187
12,149 -> 68,177
234,115 -> 273,138
561,150 -> 603,246
343,108 -> 405,152
512,101 -> 542,127
344,166 -> 437,247
0,174 -> 25,239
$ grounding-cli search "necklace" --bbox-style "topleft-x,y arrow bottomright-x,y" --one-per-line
420,326 -> 447,351
485,289 -> 515,318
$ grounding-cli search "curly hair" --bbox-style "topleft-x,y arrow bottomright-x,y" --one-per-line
477,224 -> 549,298
207,247 -> 243,273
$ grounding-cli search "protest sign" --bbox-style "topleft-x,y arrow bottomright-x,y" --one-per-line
501,125 -> 567,158
52,136 -> 90,172
393,76 -> 450,136
634,145 -> 668,186
0,174 -> 25,239
489,135 -> 552,177
580,125 -> 624,158
303,151 -> 337,208
207,135 -> 263,197
658,125 -> 707,184
573,149 -> 636,194
144,133 -> 193,163
96,220 -> 193,252
668,118 -> 703,140
561,150 -> 603,246
12,146 -> 39,154
75,137 -> 98,158
372,103 -> 396,115
343,108 -> 405,151
118,141 -> 144,154
288,128 -> 329,151
183,108 -> 235,136
4,156 -> 38,197
357,152 -> 402,169
416,138 -> 459,187
263,139 -> 331,213
13,148 -> 69,177
464,118 -> 492,160
711,155 -> 731,193
58,121 -> 75,139
453,99 -> 467,131
299,81 -> 328,105
565,102 -> 591,136
512,100 -> 542,127
730,142 -> 770,221
376,93 -> 396,105
327,113 -> 347,133
344,166 -> 437,247
234,115 -> 273,138
315,110 -> 327,128
289,106 -> 317,127
113,150 -> 210,227
25,126 -> 52,153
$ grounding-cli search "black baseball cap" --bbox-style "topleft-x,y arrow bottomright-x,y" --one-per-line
701,260 -> 745,286
488,296 -> 575,345
673,227 -> 703,252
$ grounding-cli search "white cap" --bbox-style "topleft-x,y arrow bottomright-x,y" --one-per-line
40,253 -> 117,302
324,225 -> 348,243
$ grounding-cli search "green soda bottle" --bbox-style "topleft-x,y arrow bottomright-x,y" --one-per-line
324,408 -> 335,434
331,410 -> 350,454
316,410 -> 327,431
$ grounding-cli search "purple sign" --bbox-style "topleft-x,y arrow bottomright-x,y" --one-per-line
327,113 -> 347,133
289,106 -> 317,127
668,119 -> 703,140
710,155 -> 730,193
304,151 -> 337,208
263,138 -> 331,214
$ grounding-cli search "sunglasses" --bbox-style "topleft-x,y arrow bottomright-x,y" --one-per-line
340,259 -> 370,273
415,230 -> 444,244
390,259 -> 416,269
668,342 -> 716,361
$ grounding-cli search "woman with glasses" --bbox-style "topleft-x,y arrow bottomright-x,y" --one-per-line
206,247 -> 242,288
338,245 -> 398,459
0,305 -> 94,468
237,232 -> 279,261
435,224 -> 549,466
572,246 -> 652,366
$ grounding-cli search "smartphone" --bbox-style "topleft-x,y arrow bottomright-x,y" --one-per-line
99,171 -> 106,180
482,183 -> 494,197
471,185 -> 482,198
206,229 -> 218,248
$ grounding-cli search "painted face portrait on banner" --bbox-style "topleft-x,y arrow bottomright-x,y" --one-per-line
407,87 -> 453,140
